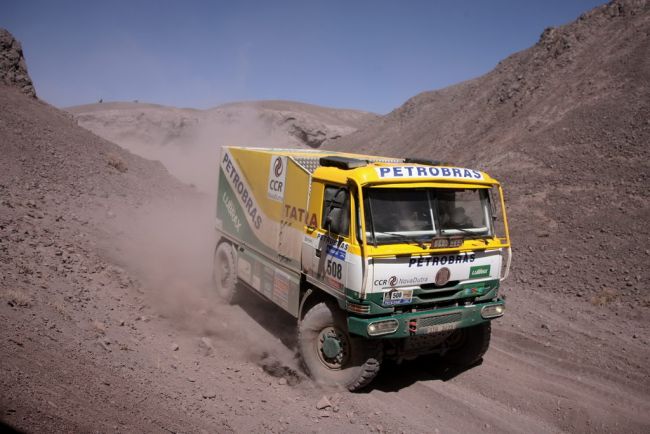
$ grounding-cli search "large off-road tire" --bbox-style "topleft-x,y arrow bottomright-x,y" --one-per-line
299,301 -> 382,391
212,242 -> 237,303
443,322 -> 491,367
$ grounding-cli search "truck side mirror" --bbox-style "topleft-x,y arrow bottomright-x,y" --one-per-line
326,208 -> 343,234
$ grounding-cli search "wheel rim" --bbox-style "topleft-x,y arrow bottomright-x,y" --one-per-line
216,250 -> 231,292
316,326 -> 350,370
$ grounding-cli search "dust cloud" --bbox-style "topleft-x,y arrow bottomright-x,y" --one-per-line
101,105 -> 291,312
96,108 -> 304,376
105,195 -> 216,320
111,106 -> 300,195
98,104 -> 302,316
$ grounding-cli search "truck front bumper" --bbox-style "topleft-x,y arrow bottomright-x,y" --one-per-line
347,298 -> 505,339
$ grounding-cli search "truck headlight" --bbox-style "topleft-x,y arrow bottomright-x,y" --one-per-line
481,304 -> 505,319
367,319 -> 399,336
431,238 -> 449,248
448,236 -> 463,247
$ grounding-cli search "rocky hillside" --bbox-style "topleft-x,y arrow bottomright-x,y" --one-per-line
0,29 -> 36,98
67,100 -> 377,191
333,0 -> 650,305
68,100 -> 377,149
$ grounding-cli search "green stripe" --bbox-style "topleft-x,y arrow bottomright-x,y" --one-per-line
217,171 -> 276,258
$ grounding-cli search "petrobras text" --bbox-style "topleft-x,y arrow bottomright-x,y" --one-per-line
376,166 -> 483,180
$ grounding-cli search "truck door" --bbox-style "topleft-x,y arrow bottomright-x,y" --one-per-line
307,184 -> 351,295
277,158 -> 311,270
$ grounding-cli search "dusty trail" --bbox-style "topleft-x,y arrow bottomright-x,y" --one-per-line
364,330 -> 649,433
361,286 -> 650,433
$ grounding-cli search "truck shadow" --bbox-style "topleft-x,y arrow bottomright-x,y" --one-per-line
369,357 -> 482,392
233,284 -> 482,392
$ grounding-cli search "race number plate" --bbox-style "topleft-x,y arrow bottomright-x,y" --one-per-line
383,289 -> 413,306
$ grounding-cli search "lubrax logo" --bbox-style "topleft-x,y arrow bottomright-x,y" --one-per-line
469,265 -> 491,278
221,191 -> 241,232
408,253 -> 475,267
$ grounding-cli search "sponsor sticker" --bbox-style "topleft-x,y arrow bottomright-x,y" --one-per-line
464,285 -> 486,296
373,275 -> 428,288
317,234 -> 349,260
222,151 -> 263,229
382,289 -> 413,306
326,245 -> 347,261
268,156 -> 287,201
237,257 -> 252,283
273,269 -> 290,305
409,253 -> 475,267
469,265 -> 491,278
375,166 -> 483,180
221,191 -> 242,232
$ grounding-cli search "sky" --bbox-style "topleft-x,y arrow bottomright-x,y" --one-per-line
3,0 -> 606,114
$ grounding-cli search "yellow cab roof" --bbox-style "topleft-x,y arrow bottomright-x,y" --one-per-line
225,146 -> 500,186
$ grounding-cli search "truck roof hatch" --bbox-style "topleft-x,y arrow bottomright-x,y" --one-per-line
404,157 -> 445,166
320,156 -> 368,170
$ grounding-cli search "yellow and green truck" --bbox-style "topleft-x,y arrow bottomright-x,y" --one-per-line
214,146 -> 511,390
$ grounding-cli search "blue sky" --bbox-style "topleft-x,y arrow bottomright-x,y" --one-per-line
3,0 -> 605,113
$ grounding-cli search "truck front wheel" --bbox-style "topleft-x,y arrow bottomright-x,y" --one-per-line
299,302 -> 382,391
212,242 -> 237,303
443,322 -> 491,367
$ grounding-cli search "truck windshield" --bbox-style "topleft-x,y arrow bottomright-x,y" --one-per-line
363,187 -> 492,245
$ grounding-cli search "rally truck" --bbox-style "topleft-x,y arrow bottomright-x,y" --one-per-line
213,146 -> 511,390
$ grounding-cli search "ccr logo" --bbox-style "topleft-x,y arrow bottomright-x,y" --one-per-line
269,179 -> 284,192
268,156 -> 287,202
273,157 -> 283,177
374,276 -> 398,287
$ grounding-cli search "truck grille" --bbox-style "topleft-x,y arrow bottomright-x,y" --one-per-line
418,312 -> 462,328
417,288 -> 460,300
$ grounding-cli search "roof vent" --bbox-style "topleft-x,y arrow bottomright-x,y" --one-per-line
319,156 -> 368,170
404,157 -> 444,166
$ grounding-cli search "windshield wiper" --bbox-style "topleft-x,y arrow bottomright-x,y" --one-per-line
442,227 -> 490,244
374,231 -> 428,249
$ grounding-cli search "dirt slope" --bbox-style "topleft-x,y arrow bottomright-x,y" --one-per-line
67,100 -> 378,192
333,0 -> 650,305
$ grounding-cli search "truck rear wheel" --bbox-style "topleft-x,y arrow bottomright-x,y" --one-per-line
299,301 -> 382,391
443,322 -> 491,367
212,242 -> 237,303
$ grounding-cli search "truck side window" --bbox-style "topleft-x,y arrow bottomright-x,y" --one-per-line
322,186 -> 350,237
